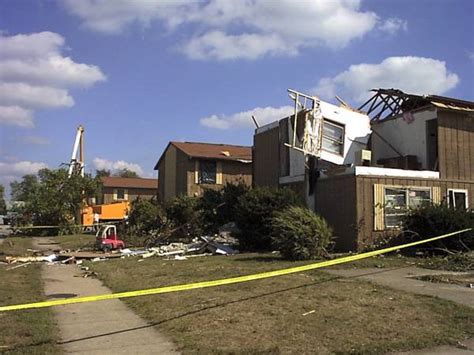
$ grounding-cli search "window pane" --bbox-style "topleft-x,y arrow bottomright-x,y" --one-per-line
117,189 -> 125,199
322,120 -> 344,155
323,122 -> 343,141
385,188 -> 406,209
384,188 -> 407,228
200,161 -> 216,184
408,189 -> 430,208
454,192 -> 467,209
322,137 -> 343,154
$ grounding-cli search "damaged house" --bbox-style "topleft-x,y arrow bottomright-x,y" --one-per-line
253,89 -> 474,251
155,141 -> 252,202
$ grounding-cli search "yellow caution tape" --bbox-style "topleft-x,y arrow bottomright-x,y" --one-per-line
0,228 -> 471,312
11,220 -> 122,230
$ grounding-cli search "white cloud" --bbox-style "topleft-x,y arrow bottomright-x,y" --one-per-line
63,0 -> 383,60
0,161 -> 48,176
379,18 -> 408,34
0,31 -> 106,128
0,106 -> 34,128
200,105 -> 293,130
313,56 -> 459,102
92,157 -> 144,175
61,0 -> 189,34
469,52 -> 474,62
0,83 -> 74,109
182,31 -> 296,61
0,161 -> 48,196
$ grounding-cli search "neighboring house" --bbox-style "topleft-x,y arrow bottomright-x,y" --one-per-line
254,89 -> 474,251
99,176 -> 157,204
155,141 -> 252,202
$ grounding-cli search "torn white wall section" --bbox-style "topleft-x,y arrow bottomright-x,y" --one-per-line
371,108 -> 438,170
282,96 -> 372,166
318,101 -> 371,165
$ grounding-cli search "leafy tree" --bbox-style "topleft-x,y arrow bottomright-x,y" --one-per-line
127,198 -> 165,236
198,182 -> 250,234
0,184 -> 6,214
95,169 -> 111,178
11,174 -> 39,202
114,168 -> 140,178
10,168 -> 99,234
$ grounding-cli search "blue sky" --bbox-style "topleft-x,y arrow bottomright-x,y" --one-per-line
0,0 -> 473,196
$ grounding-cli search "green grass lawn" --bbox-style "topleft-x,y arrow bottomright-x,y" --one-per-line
0,237 -> 60,354
55,233 -> 95,250
88,253 -> 474,354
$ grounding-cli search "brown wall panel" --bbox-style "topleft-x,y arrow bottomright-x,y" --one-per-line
253,126 -> 280,188
437,111 -> 474,180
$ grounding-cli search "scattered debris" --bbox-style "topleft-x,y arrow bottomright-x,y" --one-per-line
6,262 -> 31,270
2,235 -> 239,267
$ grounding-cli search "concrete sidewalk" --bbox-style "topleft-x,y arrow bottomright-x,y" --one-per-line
324,266 -> 473,308
34,237 -> 179,354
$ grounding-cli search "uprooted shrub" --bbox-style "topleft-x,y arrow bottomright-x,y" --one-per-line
124,198 -> 166,245
165,195 -> 202,240
233,187 -> 302,251
271,206 -> 333,260
402,204 -> 474,252
199,182 -> 250,234
198,188 -> 225,234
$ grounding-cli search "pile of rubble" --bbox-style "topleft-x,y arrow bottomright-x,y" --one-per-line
121,235 -> 238,260
2,235 -> 238,268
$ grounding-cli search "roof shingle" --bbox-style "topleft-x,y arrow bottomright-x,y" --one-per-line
101,176 -> 157,189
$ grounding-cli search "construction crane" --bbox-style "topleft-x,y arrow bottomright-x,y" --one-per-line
68,125 -> 85,177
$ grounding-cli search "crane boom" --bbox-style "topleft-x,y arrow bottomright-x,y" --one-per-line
68,125 -> 85,177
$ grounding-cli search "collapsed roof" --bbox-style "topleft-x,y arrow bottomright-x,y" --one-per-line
358,88 -> 474,121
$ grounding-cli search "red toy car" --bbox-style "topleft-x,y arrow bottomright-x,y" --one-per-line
95,225 -> 125,252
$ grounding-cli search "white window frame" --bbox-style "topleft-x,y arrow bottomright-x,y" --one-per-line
322,119 -> 345,156
447,189 -> 469,209
384,186 -> 432,229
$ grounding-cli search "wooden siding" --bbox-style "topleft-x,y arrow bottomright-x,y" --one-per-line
253,126 -> 280,187
187,158 -> 252,197
354,175 -> 474,251
314,175 -> 358,252
175,148 -> 189,197
102,187 -> 156,204
437,110 -> 474,180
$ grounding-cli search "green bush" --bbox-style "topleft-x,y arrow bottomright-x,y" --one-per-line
234,187 -> 302,251
199,182 -> 250,234
403,204 -> 474,251
198,188 -> 225,234
165,195 -> 202,240
271,206 -> 333,260
127,198 -> 165,235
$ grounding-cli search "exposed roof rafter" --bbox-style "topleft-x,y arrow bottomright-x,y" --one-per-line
358,88 -> 474,121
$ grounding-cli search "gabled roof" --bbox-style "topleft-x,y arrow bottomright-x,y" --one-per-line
101,176 -> 157,189
154,141 -> 252,170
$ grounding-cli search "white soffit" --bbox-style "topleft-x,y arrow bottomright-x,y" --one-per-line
355,166 -> 439,179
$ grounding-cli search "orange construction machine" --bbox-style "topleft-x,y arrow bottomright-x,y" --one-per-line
67,126 -> 130,228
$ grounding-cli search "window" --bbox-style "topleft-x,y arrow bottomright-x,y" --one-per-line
115,188 -> 127,200
384,187 -> 431,228
322,119 -> 344,155
448,189 -> 468,210
199,160 -> 217,184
